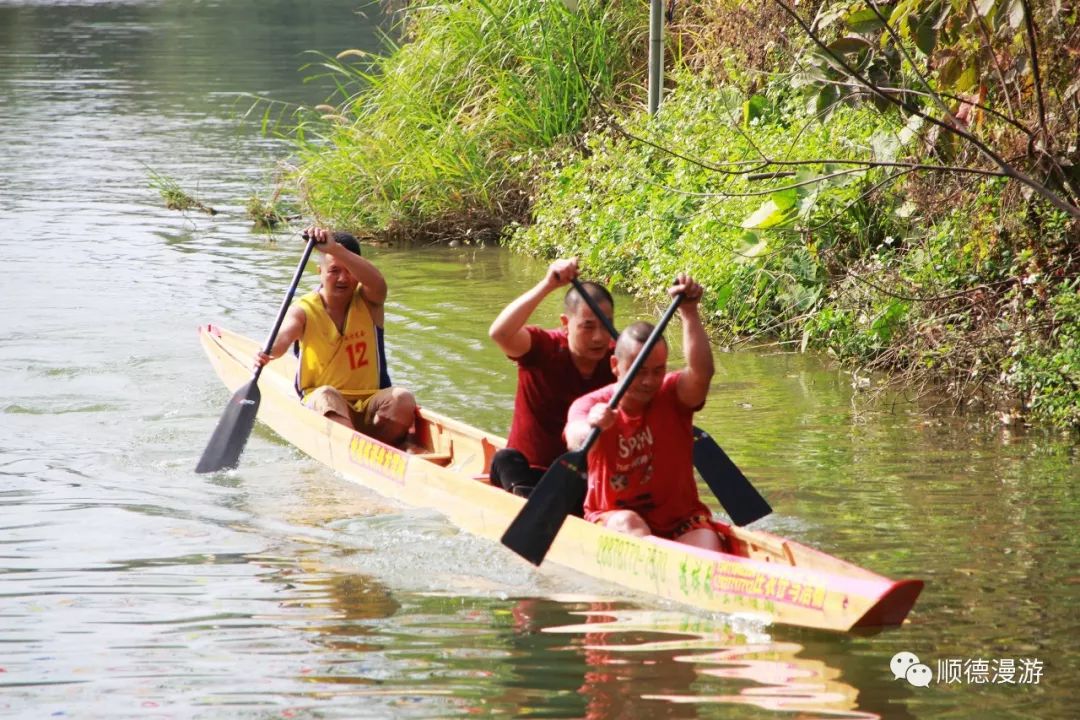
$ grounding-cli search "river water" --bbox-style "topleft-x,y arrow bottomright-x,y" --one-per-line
1,1 -> 1076,718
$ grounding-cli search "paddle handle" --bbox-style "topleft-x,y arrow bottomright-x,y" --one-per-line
578,293 -> 683,455
253,234 -> 317,381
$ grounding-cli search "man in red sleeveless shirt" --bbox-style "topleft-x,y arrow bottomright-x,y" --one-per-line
565,274 -> 721,551
488,258 -> 616,501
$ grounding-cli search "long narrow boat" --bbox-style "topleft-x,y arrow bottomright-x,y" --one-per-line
199,324 -> 923,632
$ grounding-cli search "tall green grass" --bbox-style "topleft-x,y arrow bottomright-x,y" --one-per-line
292,0 -> 645,240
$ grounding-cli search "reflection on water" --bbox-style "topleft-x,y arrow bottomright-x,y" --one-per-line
544,607 -> 877,719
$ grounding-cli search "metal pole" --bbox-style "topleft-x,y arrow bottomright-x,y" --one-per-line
648,0 -> 663,115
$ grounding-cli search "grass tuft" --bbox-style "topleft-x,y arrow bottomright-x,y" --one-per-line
146,166 -> 217,215
287,0 -> 646,241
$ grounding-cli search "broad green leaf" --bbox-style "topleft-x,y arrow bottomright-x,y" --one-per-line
895,201 -> 917,218
937,54 -> 962,88
772,187 -> 800,211
816,4 -> 848,29
741,200 -> 793,230
827,36 -> 873,55
743,94 -> 768,126
734,234 -> 768,262
975,0 -> 996,17
815,83 -> 841,121
956,63 -> 978,93
846,6 -> 893,34
871,130 -> 901,162
910,9 -> 939,55
742,201 -> 779,229
713,283 -> 733,310
798,189 -> 821,220
914,23 -> 937,55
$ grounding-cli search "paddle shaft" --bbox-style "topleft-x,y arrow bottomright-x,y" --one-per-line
566,276 -> 620,339
253,235 -> 317,382
576,293 -> 683,456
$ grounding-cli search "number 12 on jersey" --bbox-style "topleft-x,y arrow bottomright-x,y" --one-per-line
346,341 -> 369,370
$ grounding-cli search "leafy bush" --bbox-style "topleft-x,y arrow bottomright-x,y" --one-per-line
509,70 -> 908,342
1004,280 -> 1080,428
509,67 -> 1079,429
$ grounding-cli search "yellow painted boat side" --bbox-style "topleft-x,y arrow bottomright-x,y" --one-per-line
199,325 -> 922,632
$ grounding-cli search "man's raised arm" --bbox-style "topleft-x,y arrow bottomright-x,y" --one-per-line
488,257 -> 578,358
673,274 -> 715,408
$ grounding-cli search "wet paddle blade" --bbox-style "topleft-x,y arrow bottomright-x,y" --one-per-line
500,450 -> 587,565
692,428 -> 772,526
195,381 -> 261,473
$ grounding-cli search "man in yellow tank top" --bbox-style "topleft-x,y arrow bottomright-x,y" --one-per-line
254,226 -> 416,446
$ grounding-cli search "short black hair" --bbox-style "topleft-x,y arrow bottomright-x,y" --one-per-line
615,320 -> 666,360
564,280 -> 614,315
333,231 -> 361,256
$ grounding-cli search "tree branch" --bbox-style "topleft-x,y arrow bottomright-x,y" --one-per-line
769,0 -> 1080,219
1020,0 -> 1049,139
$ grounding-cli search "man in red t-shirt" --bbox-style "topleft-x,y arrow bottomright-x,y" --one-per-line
565,274 -> 721,551
488,258 -> 616,502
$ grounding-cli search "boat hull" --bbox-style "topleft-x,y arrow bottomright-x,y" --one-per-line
199,324 -> 922,631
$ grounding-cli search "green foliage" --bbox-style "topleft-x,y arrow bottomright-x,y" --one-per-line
509,71 -> 908,340
797,0 -> 1054,111
1003,283 -> 1080,427
509,65 -> 1078,428
289,0 -> 644,239
817,180 -> 1078,428
1004,279 -> 1080,429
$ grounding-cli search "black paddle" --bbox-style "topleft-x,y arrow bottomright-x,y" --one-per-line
195,234 -> 317,474
568,278 -> 771,527
501,292 -> 684,565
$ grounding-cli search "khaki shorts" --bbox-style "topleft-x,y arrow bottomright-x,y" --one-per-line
303,385 -> 414,441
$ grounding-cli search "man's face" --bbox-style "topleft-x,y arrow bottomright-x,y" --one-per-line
562,301 -> 614,363
612,340 -> 668,407
320,254 -> 358,301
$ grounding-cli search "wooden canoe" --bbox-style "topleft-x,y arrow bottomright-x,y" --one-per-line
199,324 -> 923,632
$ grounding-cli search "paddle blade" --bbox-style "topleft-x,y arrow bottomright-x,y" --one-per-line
195,381 -> 262,474
692,428 -> 772,526
500,450 -> 587,566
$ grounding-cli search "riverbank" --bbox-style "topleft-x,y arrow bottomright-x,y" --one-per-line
285,0 -> 1079,430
